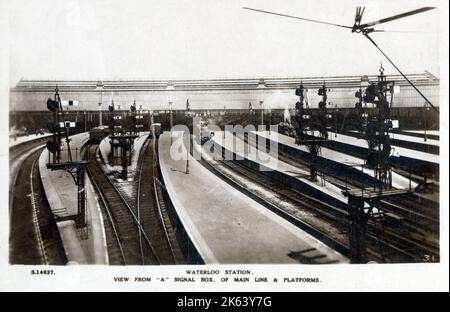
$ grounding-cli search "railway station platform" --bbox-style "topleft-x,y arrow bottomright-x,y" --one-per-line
253,131 -> 418,190
316,131 -> 438,164
158,131 -> 349,264
210,130 -> 350,209
404,130 -> 439,137
9,132 -> 51,148
388,132 -> 438,147
344,130 -> 439,154
38,133 -> 108,264
308,130 -> 439,181
346,130 -> 439,146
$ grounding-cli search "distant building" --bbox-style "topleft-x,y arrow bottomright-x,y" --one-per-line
10,72 -> 439,111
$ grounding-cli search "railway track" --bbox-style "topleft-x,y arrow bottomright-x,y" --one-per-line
9,136 -> 51,158
206,133 -> 439,262
220,157 -> 438,262
9,136 -> 51,197
197,156 -> 349,263
87,139 -> 184,265
244,133 -> 439,234
87,144 -> 159,265
9,145 -> 67,265
134,138 -> 185,264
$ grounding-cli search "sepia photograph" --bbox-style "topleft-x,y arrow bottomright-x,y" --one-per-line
0,0 -> 448,292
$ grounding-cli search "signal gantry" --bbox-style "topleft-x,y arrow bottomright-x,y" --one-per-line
108,100 -> 138,180
293,82 -> 331,181
342,66 -> 409,263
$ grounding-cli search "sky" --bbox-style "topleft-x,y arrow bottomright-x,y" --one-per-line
6,0 -> 442,86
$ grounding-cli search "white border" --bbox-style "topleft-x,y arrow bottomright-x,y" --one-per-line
0,0 -> 448,292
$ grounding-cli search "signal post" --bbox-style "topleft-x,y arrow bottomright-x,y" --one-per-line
45,86 -> 88,229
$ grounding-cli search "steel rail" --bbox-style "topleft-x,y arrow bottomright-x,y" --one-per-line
151,140 -> 178,264
86,150 -> 127,265
99,158 -> 161,264
214,133 -> 438,261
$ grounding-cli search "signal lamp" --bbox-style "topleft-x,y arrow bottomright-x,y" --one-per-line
295,88 -> 304,96
364,84 -> 377,102
47,98 -> 59,112
46,140 -> 59,153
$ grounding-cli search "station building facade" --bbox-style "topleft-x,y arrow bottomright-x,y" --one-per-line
9,72 -> 440,131
10,72 -> 439,111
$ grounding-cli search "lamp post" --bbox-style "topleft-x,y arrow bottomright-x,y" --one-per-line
257,78 -> 266,131
166,81 -> 175,144
185,107 -> 190,174
424,103 -> 430,142
150,110 -> 156,159
185,132 -> 190,174
268,102 -> 272,135
169,101 -> 173,144
223,105 -> 226,140
334,103 -> 339,138
98,102 -> 102,126
260,100 -> 264,128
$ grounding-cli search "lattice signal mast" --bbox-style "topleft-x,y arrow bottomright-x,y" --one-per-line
342,66 -> 408,263
45,86 -> 88,229
363,65 -> 394,190
293,82 -> 330,181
